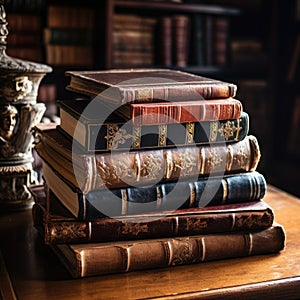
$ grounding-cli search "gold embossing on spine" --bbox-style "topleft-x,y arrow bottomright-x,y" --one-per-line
221,179 -> 228,204
132,126 -> 141,149
218,120 -> 238,141
185,122 -> 195,144
189,182 -> 196,207
209,121 -> 218,142
136,89 -> 152,102
158,124 -> 167,147
121,189 -> 128,215
226,145 -> 234,171
105,124 -> 118,150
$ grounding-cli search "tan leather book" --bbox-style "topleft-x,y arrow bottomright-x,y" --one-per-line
49,224 -> 285,278
33,127 -> 261,194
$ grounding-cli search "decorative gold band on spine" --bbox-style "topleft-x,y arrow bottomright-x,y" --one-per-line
158,124 -> 167,147
132,126 -> 141,149
221,179 -> 228,204
185,122 -> 195,144
121,189 -> 128,215
209,120 -> 218,142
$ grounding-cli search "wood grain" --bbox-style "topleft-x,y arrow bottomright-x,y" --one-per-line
0,185 -> 299,299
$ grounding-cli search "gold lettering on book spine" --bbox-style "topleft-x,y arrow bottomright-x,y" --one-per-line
233,144 -> 250,171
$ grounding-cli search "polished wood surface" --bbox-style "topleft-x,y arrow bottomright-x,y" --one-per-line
0,185 -> 300,300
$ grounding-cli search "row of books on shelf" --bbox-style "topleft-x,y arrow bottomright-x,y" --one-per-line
5,6 -> 232,67
31,69 -> 285,278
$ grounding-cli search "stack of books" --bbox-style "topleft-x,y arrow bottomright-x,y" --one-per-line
32,69 -> 285,278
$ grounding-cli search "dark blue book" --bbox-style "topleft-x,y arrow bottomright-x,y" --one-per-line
42,161 -> 267,221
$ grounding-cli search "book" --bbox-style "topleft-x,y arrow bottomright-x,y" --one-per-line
33,127 -> 261,193
65,69 -> 237,103
41,161 -> 267,220
172,15 -> 190,67
57,98 -> 249,152
31,184 -> 274,245
115,98 -> 243,125
47,224 -> 285,278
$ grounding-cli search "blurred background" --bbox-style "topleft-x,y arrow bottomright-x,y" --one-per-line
5,0 -> 300,196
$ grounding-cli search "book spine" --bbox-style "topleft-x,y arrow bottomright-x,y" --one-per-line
82,171 -> 266,219
82,135 -> 260,192
121,83 -> 238,103
100,111 -> 249,151
129,99 -> 243,125
32,201 -> 274,245
172,14 -> 190,67
53,225 -> 285,278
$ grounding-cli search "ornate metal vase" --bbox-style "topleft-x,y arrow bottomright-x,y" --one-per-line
0,2 -> 52,210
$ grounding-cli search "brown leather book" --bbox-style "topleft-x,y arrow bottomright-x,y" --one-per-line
48,224 -> 285,278
33,127 -> 261,194
116,98 -> 242,125
31,185 -> 274,245
65,69 -> 237,103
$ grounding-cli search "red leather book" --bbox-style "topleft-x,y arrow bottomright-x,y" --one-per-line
117,98 -> 242,125
31,185 -> 274,245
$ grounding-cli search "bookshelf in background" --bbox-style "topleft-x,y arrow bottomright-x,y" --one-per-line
5,0 -> 46,63
4,1 -> 299,197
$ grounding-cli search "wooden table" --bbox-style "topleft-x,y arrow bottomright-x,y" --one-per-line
0,185 -> 300,300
